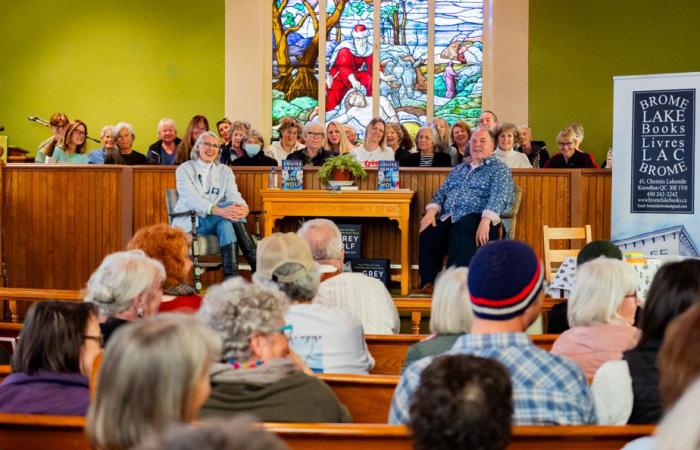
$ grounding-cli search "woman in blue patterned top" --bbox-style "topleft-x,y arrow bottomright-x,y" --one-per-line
418,127 -> 514,291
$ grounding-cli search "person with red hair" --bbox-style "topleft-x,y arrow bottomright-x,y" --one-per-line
127,224 -> 202,313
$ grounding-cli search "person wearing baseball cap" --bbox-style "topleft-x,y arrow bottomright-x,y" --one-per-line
253,232 -> 374,374
390,240 -> 597,425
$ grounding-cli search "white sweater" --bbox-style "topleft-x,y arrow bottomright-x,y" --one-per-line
495,148 -> 532,169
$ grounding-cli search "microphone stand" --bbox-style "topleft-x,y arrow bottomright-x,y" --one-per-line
27,116 -> 101,143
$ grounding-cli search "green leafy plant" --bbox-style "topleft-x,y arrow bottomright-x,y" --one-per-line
318,153 -> 368,182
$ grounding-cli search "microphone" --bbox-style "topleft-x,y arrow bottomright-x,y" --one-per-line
0,125 -> 4,132
28,116 -> 50,126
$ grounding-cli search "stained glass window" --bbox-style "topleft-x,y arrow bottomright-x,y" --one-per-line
271,0 -> 484,137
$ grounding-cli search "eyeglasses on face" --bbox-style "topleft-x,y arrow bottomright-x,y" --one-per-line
73,130 -> 86,137
557,141 -> 575,147
200,142 -> 221,150
307,132 -> 325,138
275,324 -> 293,340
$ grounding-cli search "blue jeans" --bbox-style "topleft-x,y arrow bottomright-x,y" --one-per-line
196,201 -> 246,247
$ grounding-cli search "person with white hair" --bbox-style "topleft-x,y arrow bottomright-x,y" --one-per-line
298,218 -> 399,334
172,131 -> 256,278
197,277 -> 351,422
286,122 -> 333,166
87,124 -> 116,164
253,232 -> 375,374
550,257 -> 641,378
84,249 -> 166,345
146,118 -> 181,165
401,267 -> 472,372
105,121 -> 148,165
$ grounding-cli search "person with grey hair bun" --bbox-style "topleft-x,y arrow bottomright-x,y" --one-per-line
173,131 -> 256,278
298,218 -> 399,334
253,232 -> 375,374
84,250 -> 165,345
133,416 -> 289,450
401,267 -> 472,373
197,277 -> 351,422
87,314 -> 222,450
286,122 -> 333,166
105,121 -> 148,165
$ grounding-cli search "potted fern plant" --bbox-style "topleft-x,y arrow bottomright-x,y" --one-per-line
318,153 -> 367,185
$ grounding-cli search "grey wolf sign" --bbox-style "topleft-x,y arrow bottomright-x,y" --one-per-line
632,89 -> 694,213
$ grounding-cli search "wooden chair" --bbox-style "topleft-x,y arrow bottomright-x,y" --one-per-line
317,373 -> 399,423
0,413 -> 89,450
264,423 -> 656,450
0,288 -> 82,325
500,184 -> 524,240
393,298 -> 431,335
542,225 -> 592,282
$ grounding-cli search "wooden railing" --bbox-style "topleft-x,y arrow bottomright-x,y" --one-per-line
2,164 -> 611,291
0,413 -> 654,450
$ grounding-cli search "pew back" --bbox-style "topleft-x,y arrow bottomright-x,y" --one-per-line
318,373 -> 398,424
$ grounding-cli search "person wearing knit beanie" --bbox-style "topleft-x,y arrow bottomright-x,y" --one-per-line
468,240 -> 545,321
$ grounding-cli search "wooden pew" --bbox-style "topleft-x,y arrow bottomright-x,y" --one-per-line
367,334 -> 559,376
318,374 -> 399,424
0,413 -> 89,450
0,365 -> 10,383
265,423 -> 656,450
0,414 -> 654,450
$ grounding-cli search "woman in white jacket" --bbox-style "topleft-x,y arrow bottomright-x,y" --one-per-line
173,131 -> 255,278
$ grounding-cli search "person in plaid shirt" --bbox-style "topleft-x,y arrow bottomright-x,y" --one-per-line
390,240 -> 597,425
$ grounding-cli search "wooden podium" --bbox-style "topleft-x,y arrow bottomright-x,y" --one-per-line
261,189 -> 415,295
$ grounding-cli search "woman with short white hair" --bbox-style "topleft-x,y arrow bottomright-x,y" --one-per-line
87,314 -> 221,450
84,249 -> 166,344
401,267 -> 472,372
197,277 -> 351,422
146,118 -> 181,165
551,257 -> 641,378
105,121 -> 149,165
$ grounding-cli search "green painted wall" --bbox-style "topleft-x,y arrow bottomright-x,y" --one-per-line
0,0 -> 224,155
530,0 -> 700,163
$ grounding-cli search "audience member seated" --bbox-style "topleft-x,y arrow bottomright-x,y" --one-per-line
46,119 -> 89,164
298,218 -> 399,334
222,120 -> 250,164
216,117 -> 233,163
253,232 -> 374,374
402,267 -> 472,372
409,355 -> 512,450
323,120 -> 353,155
548,240 -> 624,333
35,111 -> 69,163
431,117 -> 456,162
418,127 -> 513,292
266,116 -> 304,164
175,115 -> 210,164
350,117 -> 394,168
390,240 -> 597,425
147,118 -> 181,165
478,110 -> 498,131
230,129 -> 277,166
494,122 -> 532,168
286,122 -> 333,166
84,250 -> 165,344
385,123 -> 411,163
173,132 -> 256,278
569,122 -> 593,158
343,123 -> 359,146
0,301 -> 100,415
127,224 -> 201,313
450,120 -> 472,165
550,257 -> 641,378
105,122 -> 148,165
133,416 -> 289,450
197,277 -> 351,422
592,259 -> 700,424
87,125 -> 116,164
87,314 -> 221,450
400,126 -> 452,167
622,305 -> 700,450
545,126 -> 598,168
517,125 -> 549,168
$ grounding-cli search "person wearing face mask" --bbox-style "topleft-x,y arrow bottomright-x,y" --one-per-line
231,130 -> 277,166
